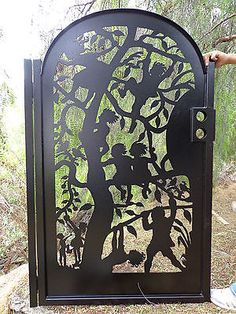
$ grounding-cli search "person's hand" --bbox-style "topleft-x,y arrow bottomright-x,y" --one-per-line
203,50 -> 229,68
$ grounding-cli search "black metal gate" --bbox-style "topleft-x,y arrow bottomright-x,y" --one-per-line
25,9 -> 215,307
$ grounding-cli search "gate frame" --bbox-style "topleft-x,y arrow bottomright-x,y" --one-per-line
24,9 -> 215,307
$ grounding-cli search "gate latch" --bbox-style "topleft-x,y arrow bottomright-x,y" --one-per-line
190,107 -> 215,142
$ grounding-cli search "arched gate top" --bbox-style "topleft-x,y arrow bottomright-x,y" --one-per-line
42,9 -> 206,74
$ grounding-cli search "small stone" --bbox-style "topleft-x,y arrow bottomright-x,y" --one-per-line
232,201 -> 236,213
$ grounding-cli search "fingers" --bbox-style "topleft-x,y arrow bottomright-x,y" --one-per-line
209,51 -> 220,62
203,51 -> 219,66
203,54 -> 210,66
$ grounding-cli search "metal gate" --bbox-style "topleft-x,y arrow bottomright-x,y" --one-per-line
24,9 -> 215,306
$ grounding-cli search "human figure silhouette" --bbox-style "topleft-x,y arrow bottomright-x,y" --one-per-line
103,143 -> 133,203
129,142 -> 156,199
64,215 -> 87,267
104,226 -> 145,271
118,60 -> 166,133
57,233 -> 71,266
141,199 -> 185,272
79,109 -> 118,156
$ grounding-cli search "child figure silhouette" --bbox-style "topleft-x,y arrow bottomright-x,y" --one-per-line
64,215 -> 87,267
57,233 -> 71,266
129,142 -> 156,199
103,143 -> 133,203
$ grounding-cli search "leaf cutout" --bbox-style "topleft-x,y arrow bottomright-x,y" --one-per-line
184,210 -> 192,223
136,202 -> 144,207
155,116 -> 161,128
178,63 -> 184,74
62,190 -> 68,195
61,175 -> 68,180
120,117 -> 125,130
137,131 -> 145,142
124,67 -> 130,77
163,108 -> 168,120
110,82 -> 119,91
58,219 -> 64,225
151,100 -> 159,109
155,189 -> 162,203
74,198 -> 81,203
80,203 -> 93,211
116,207 -> 122,218
173,225 -> 182,233
126,210 -> 136,216
174,218 -> 183,227
162,40 -> 168,51
62,200 -> 68,204
127,225 -> 137,238
112,30 -> 124,37
175,89 -> 180,100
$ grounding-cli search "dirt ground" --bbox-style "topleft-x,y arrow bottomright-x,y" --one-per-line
9,181 -> 236,313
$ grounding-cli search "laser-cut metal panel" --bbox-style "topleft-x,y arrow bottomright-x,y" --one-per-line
25,9 -> 215,306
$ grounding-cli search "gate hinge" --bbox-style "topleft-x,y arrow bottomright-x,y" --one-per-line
190,107 -> 215,142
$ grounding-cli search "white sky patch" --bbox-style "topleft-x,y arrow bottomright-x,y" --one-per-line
0,0 -> 75,149
0,0 -> 39,97
0,0 -> 76,102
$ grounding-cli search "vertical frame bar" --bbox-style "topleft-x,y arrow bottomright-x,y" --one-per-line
202,61 -> 215,300
33,60 -> 46,305
24,59 -> 37,307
